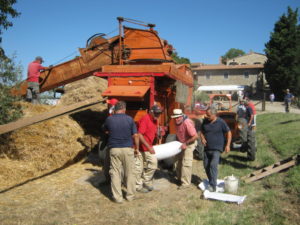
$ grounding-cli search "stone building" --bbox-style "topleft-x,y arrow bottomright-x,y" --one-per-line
192,51 -> 267,98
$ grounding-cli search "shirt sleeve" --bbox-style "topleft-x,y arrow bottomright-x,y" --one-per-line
221,119 -> 230,133
185,119 -> 197,137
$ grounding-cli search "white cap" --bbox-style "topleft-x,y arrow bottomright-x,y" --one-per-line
171,109 -> 183,118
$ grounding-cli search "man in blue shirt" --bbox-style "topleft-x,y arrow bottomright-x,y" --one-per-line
200,106 -> 232,192
103,101 -> 139,203
284,89 -> 294,113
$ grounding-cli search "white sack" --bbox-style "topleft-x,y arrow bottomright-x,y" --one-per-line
203,190 -> 246,204
154,141 -> 182,160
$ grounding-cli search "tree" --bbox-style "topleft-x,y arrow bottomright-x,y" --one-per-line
0,1 -> 22,125
0,0 -> 20,58
221,48 -> 245,64
264,7 -> 300,99
0,54 -> 23,124
171,51 -> 190,64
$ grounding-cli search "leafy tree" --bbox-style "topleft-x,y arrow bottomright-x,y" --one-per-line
171,51 -> 190,64
264,7 -> 300,99
0,54 -> 23,124
0,0 -> 20,58
0,1 -> 22,125
221,48 -> 245,64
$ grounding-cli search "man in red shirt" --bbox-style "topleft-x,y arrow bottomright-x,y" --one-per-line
26,56 -> 49,104
171,109 -> 198,189
135,105 -> 162,193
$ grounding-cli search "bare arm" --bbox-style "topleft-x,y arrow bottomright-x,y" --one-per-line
199,131 -> 207,146
224,131 -> 232,153
133,133 -> 140,155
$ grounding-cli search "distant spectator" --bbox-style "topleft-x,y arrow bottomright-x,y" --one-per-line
237,90 -> 244,102
269,93 -> 275,104
284,89 -> 294,113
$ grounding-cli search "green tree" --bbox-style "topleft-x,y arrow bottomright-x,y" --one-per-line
171,51 -> 190,64
221,48 -> 245,64
0,1 -> 22,125
0,0 -> 20,58
264,7 -> 300,99
0,54 -> 23,124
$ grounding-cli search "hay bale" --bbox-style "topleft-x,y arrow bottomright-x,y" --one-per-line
0,103 -> 85,189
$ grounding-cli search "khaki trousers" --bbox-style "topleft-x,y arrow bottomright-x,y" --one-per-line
135,151 -> 158,190
175,141 -> 197,186
110,147 -> 135,202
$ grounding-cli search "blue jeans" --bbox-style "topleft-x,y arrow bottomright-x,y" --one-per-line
203,150 -> 221,188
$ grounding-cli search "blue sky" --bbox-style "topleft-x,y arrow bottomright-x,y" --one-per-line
2,0 -> 299,79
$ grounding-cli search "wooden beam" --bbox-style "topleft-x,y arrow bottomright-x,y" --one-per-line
242,154 -> 299,183
0,97 -> 106,135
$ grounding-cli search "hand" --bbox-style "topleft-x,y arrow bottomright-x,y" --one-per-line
224,145 -> 230,153
201,138 -> 207,146
181,143 -> 187,150
149,147 -> 156,154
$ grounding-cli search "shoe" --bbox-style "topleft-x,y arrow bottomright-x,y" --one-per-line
207,185 -> 216,192
144,184 -> 154,191
177,185 -> 190,190
136,187 -> 149,193
112,198 -> 123,204
125,197 -> 135,202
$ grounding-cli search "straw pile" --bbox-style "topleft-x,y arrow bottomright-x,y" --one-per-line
0,102 -> 85,189
0,76 -> 109,190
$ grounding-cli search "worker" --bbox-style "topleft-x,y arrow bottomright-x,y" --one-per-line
107,98 -> 119,115
103,101 -> 139,203
244,97 -> 256,129
284,89 -> 294,113
199,106 -> 232,192
101,98 -> 119,183
26,56 -> 50,104
135,105 -> 162,193
171,108 -> 198,190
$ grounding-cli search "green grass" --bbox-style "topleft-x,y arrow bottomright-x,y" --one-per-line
182,112 -> 300,225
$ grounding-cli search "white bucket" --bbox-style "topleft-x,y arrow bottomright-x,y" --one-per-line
224,175 -> 239,193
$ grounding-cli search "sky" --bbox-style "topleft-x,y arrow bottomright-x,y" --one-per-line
2,0 -> 299,80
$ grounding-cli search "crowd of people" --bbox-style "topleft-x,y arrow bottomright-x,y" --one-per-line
101,99 -> 235,203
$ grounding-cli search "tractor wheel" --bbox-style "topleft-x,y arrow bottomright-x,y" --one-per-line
194,138 -> 204,160
247,129 -> 257,161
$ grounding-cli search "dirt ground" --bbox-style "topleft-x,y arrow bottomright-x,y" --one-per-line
0,100 -> 299,225
0,153 -> 208,225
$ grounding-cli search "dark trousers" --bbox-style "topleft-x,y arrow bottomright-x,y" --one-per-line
203,150 -> 221,188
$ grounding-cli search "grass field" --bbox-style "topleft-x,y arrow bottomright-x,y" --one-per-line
0,112 -> 299,225
181,112 -> 300,225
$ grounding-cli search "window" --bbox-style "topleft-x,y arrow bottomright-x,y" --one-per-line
244,71 -> 249,79
205,72 -> 211,79
224,72 -> 229,79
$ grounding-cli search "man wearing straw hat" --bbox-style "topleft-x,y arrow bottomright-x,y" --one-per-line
171,108 -> 198,190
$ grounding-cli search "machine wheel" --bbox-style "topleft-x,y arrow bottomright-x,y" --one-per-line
246,129 -> 257,161
194,138 -> 204,160
98,135 -> 110,182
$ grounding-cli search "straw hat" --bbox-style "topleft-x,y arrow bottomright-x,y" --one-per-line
171,109 -> 183,118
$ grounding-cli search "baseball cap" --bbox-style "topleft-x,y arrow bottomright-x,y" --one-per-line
107,98 -> 118,106
151,105 -> 163,114
35,56 -> 44,63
